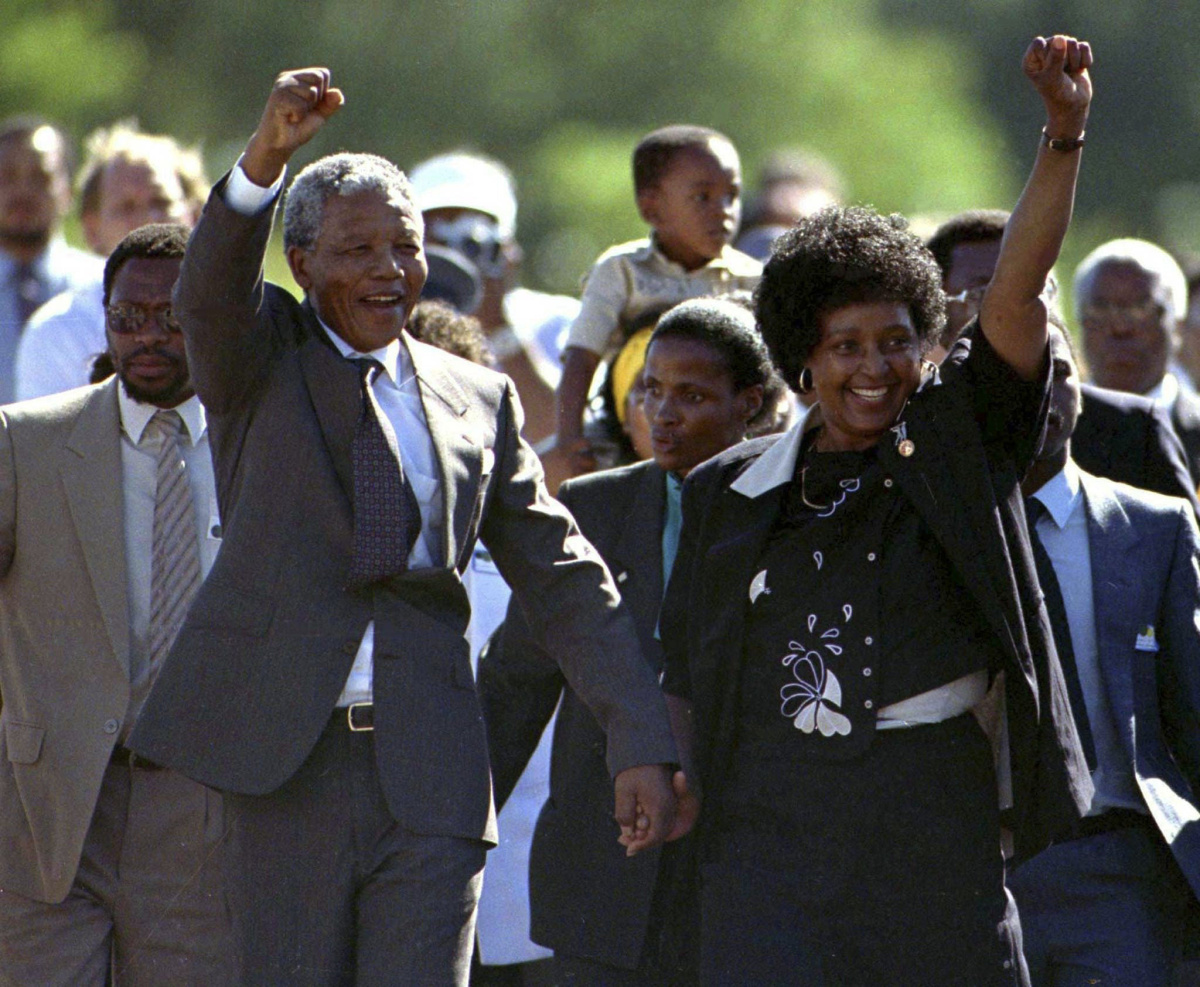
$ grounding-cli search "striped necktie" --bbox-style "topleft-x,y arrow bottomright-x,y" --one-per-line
148,410 -> 202,668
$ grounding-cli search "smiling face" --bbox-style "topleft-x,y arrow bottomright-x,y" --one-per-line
642,335 -> 762,476
287,189 -> 428,352
106,255 -> 192,408
638,139 -> 742,271
1079,260 -> 1174,396
807,301 -> 922,452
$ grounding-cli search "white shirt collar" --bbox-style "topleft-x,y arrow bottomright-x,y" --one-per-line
117,384 -> 207,447
1030,458 -> 1081,530
318,318 -> 413,387
1144,371 -> 1180,409
729,403 -> 819,498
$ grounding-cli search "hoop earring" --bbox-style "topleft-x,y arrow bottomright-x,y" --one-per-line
798,367 -> 814,394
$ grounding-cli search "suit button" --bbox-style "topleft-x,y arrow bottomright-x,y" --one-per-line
863,700 -> 874,710
864,636 -> 874,646
863,668 -> 872,677
884,478 -> 894,488
103,719 -> 119,735
867,552 -> 877,562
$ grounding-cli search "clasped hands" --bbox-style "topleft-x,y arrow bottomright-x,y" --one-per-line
613,764 -> 700,857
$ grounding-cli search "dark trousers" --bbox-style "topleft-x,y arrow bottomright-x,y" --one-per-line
1010,822 -> 1193,986
0,761 -> 234,987
224,716 -> 487,986
700,714 -> 1023,986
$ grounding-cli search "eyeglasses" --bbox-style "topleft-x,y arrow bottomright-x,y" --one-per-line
944,285 -> 987,308
1079,299 -> 1163,326
105,302 -> 183,335
427,214 -> 506,278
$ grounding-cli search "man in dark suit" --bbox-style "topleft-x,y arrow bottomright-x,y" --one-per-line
1074,237 -> 1200,486
129,68 -> 678,986
928,210 -> 1198,508
1009,323 -> 1200,984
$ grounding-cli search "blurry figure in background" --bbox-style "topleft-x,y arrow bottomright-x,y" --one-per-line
734,147 -> 845,262
408,299 -> 494,367
0,116 -> 99,402
1179,262 -> 1200,392
15,122 -> 207,400
422,242 -> 484,317
1075,238 -> 1200,483
548,125 -> 761,492
410,152 -> 577,445
599,326 -> 656,467
482,298 -> 782,987
928,209 -> 1199,510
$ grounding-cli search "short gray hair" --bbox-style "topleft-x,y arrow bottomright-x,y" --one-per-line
1074,237 -> 1187,322
282,152 -> 416,251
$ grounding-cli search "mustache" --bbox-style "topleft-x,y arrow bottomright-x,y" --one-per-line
119,344 -> 184,364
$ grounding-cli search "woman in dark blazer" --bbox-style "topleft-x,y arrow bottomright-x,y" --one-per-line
660,36 -> 1095,986
481,298 -> 783,986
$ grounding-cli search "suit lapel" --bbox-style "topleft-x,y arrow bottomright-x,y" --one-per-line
605,464 -> 667,657
1079,471 -> 1138,736
298,310 -> 359,504
60,381 -> 131,670
406,336 -> 478,569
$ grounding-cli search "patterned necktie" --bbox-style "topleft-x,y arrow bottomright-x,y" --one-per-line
148,410 -> 202,668
349,359 -> 422,586
1025,496 -> 1097,769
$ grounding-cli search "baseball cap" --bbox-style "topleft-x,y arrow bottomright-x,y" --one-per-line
408,153 -> 518,240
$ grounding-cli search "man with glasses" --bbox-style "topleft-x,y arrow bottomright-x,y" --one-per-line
1075,238 -> 1200,482
0,223 -> 232,986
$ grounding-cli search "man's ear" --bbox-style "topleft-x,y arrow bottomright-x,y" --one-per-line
287,245 -> 312,292
738,384 -> 765,426
636,187 -> 660,227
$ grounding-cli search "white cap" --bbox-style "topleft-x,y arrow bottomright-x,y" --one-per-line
408,153 -> 517,240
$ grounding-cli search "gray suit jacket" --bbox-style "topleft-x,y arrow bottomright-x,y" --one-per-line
129,180 -> 675,845
1078,468 -> 1200,898
0,380 -> 134,902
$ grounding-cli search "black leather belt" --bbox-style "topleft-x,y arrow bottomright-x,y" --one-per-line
110,745 -> 164,770
335,702 -> 374,732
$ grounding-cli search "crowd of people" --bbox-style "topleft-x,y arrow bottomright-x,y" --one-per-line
0,30 -> 1197,987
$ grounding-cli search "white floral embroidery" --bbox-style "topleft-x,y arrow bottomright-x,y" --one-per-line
813,551 -> 823,571
779,613 -> 853,737
749,569 -> 771,604
813,478 -> 861,519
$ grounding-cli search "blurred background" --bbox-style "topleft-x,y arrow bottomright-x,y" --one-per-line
8,0 -> 1197,310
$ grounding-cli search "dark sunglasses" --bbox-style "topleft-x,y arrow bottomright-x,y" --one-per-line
105,302 -> 183,336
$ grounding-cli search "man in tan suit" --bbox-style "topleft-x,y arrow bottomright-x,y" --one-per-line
0,224 -> 233,986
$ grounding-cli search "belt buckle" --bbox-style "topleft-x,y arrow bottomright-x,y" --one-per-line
347,701 -> 374,732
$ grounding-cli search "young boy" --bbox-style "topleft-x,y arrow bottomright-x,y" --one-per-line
546,125 -> 761,490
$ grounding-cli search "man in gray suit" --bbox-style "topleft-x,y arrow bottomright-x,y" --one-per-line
0,224 -> 232,986
1009,323 -> 1200,984
129,69 -> 678,986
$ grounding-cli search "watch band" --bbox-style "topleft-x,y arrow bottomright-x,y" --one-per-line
1041,127 -> 1085,152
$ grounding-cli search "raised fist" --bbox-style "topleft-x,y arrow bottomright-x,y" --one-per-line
1023,35 -> 1092,128
242,68 -> 345,187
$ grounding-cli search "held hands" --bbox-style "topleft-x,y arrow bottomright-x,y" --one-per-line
1023,35 -> 1093,134
613,765 -> 700,856
242,68 -> 345,187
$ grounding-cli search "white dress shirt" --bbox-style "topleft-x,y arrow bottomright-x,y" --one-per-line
14,279 -> 106,400
118,388 -> 220,734
222,161 -> 448,707
1030,460 -> 1144,814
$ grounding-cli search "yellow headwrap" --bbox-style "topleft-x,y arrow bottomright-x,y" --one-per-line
610,327 -> 655,426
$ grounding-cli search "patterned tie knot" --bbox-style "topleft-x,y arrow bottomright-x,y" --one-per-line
357,358 -> 383,389
149,409 -> 185,442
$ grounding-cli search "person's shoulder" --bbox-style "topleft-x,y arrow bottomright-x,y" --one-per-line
561,459 -> 661,502
1173,387 -> 1200,430
1078,466 -> 1192,526
687,434 -> 779,490
405,332 -> 509,396
1,378 -> 114,431
592,238 -> 654,269
1080,382 -> 1157,417
716,244 -> 763,279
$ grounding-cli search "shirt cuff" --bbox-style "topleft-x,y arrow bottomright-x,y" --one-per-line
223,158 -> 285,216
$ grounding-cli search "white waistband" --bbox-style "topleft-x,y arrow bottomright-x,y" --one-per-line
875,669 -> 990,731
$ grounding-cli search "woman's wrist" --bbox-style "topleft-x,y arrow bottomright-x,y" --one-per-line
1042,111 -> 1088,142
